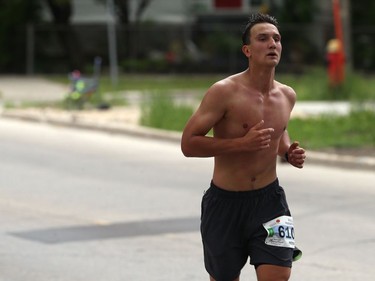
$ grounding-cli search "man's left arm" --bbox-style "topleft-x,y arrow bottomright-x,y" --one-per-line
278,130 -> 306,169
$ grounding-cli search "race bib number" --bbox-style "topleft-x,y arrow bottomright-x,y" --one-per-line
262,215 -> 295,248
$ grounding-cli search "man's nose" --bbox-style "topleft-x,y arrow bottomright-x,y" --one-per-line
269,39 -> 277,48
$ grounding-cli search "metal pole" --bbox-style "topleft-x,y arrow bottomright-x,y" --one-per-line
332,0 -> 344,47
332,0 -> 345,82
107,0 -> 119,88
341,0 -> 352,70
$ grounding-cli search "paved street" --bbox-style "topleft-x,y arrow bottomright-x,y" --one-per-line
0,76 -> 67,103
0,118 -> 374,281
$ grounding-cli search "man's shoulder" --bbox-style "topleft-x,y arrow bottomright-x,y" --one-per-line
275,80 -> 293,90
208,74 -> 239,94
274,81 -> 297,107
215,73 -> 240,86
275,80 -> 296,97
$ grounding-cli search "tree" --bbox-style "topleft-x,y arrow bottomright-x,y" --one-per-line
351,0 -> 375,25
269,0 -> 319,70
44,0 -> 83,70
96,0 -> 153,24
351,0 -> 375,70
0,0 -> 42,72
275,0 -> 317,23
96,0 -> 153,58
45,0 -> 72,23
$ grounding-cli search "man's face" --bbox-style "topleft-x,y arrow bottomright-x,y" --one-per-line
244,23 -> 282,66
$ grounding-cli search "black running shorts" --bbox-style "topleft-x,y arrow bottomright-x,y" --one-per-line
200,179 -> 294,281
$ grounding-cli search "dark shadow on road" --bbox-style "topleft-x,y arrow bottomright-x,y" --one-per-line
9,216 -> 200,244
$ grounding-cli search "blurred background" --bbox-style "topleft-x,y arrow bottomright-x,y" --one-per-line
1,0 -> 374,152
1,0 -> 372,75
1,2 -> 374,281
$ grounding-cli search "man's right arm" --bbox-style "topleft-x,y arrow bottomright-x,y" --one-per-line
181,84 -> 237,157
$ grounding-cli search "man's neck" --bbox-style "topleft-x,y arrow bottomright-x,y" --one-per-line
246,66 -> 275,94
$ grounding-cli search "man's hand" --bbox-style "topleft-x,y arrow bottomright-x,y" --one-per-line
287,141 -> 306,168
243,120 -> 275,151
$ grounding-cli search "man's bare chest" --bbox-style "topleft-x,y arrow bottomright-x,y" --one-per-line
215,94 -> 290,138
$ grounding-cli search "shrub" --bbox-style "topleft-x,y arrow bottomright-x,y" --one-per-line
140,92 -> 193,131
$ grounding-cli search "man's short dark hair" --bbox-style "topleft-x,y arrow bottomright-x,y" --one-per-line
242,13 -> 279,45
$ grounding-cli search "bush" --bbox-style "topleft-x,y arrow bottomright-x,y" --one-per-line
288,110 -> 375,149
279,68 -> 375,101
140,92 -> 193,131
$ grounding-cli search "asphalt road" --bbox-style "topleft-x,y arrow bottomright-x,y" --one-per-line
0,118 -> 374,281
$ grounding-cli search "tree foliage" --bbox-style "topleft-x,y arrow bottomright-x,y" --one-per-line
351,0 -> 375,25
271,0 -> 318,23
351,0 -> 375,70
95,0 -> 153,24
0,0 -> 42,71
43,0 -> 84,70
45,0 -> 72,24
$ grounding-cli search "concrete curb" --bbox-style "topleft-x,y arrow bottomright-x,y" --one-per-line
1,109 -> 182,143
306,151 -> 375,171
1,109 -> 374,171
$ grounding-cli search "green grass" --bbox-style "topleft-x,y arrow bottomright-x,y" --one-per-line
288,110 -> 375,149
278,68 -> 375,101
47,69 -> 375,150
49,74 -> 223,92
49,68 -> 375,102
141,94 -> 375,149
138,91 -> 375,150
140,92 -> 193,131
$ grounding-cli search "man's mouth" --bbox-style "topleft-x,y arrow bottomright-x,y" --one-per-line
267,52 -> 278,57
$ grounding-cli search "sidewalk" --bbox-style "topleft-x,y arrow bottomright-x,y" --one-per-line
0,75 -> 67,102
0,76 -> 374,171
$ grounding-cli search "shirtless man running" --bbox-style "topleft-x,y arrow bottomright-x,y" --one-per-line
181,14 -> 306,281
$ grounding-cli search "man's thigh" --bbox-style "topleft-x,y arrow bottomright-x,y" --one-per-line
209,276 -> 239,281
256,264 -> 291,281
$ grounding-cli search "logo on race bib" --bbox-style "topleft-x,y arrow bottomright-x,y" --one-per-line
262,215 -> 295,248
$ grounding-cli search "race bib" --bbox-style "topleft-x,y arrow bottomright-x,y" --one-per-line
262,215 -> 295,248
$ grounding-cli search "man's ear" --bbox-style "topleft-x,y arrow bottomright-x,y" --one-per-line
242,44 -> 251,58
